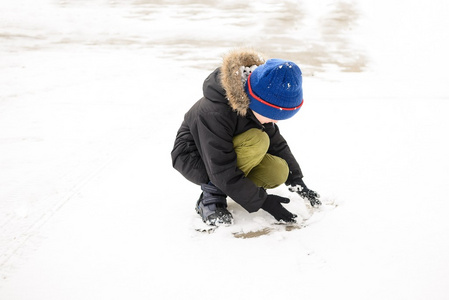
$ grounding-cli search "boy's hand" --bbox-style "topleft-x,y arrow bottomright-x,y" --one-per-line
287,177 -> 321,207
261,195 -> 297,223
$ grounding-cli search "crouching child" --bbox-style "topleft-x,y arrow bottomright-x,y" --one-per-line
171,48 -> 320,226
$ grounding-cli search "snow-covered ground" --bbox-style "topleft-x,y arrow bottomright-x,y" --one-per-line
1,0 -> 449,299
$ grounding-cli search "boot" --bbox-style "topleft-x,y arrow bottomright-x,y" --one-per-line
195,183 -> 233,226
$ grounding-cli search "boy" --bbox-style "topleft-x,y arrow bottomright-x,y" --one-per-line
171,48 -> 320,226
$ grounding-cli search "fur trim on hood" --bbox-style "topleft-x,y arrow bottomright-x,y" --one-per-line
220,48 -> 266,116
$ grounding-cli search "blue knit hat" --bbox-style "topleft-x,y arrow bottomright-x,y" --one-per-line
244,59 -> 303,120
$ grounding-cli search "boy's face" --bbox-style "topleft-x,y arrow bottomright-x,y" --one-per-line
252,110 -> 278,124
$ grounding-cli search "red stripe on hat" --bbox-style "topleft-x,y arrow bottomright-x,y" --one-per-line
247,73 -> 303,111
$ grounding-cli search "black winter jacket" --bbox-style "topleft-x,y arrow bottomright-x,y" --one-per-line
171,49 -> 303,213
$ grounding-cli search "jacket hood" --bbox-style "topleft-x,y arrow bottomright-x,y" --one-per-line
220,48 -> 266,116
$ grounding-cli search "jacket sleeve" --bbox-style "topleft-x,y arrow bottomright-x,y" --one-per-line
264,123 -> 303,178
194,112 -> 267,212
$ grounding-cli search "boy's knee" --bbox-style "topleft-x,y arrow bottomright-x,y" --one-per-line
269,157 -> 289,188
233,128 -> 269,152
248,128 -> 269,150
248,154 -> 289,189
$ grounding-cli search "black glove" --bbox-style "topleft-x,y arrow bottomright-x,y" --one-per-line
287,175 -> 321,207
261,195 -> 297,223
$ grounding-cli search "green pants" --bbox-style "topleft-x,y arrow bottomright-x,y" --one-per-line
233,128 -> 289,189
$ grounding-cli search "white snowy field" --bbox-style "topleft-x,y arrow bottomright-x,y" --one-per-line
1,0 -> 449,299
